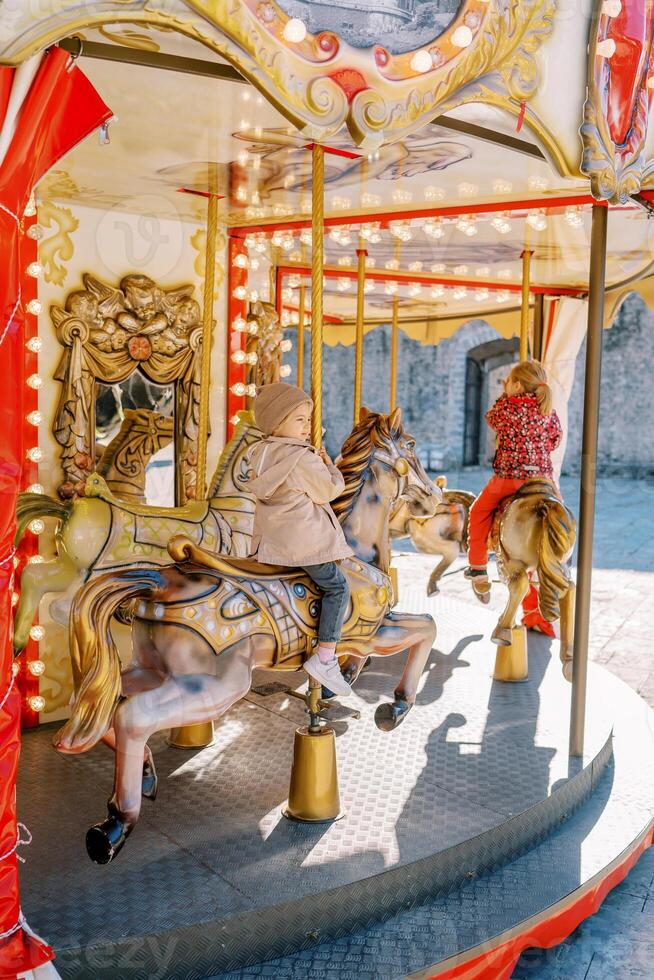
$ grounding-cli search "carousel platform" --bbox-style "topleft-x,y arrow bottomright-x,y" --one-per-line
16,576 -> 654,980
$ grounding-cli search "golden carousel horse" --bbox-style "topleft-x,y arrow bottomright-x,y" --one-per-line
480,479 -> 576,669
12,411 -> 260,653
54,408 -> 441,863
389,478 -> 475,596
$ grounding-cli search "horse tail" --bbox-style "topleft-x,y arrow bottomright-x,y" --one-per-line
15,492 -> 71,545
536,498 -> 576,622
54,568 -> 163,755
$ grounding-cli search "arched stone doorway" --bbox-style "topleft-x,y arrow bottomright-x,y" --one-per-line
462,337 -> 519,466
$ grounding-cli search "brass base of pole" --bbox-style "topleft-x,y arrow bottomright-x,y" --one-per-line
167,721 -> 215,749
283,725 -> 344,822
493,627 -> 528,682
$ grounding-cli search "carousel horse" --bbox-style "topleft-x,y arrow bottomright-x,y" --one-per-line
12,411 -> 260,653
389,477 -> 475,596
53,408 -> 440,863
94,407 -> 174,504
479,479 -> 576,668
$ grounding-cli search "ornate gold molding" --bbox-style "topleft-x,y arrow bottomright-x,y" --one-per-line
51,272 -> 205,502
581,4 -> 654,203
0,0 -> 557,150
38,202 -> 79,286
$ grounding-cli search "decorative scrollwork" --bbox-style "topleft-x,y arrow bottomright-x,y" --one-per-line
51,272 -> 204,501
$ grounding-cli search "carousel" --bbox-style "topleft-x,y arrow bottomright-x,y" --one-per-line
0,2 -> 653,978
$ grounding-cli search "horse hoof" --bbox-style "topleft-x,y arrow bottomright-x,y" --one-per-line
475,590 -> 491,605
320,685 -> 336,700
86,814 -> 131,864
491,627 -> 512,647
374,699 -> 412,732
562,660 -> 573,683
426,584 -> 440,597
142,756 -> 158,801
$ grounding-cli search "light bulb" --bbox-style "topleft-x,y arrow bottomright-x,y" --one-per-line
26,446 -> 43,462
26,336 -> 43,352
11,593 -> 19,608
280,339 -> 293,352
27,695 -> 45,713
248,289 -> 259,302
526,210 -> 547,231
496,290 -> 510,303
385,282 -> 399,295
231,350 -> 246,364
491,213 -> 512,234
281,287 -> 293,302
23,196 -> 37,218
452,25 -> 473,48
232,316 -> 247,332
410,49 -> 432,73
28,554 -> 44,564
246,384 -> 257,397
29,625 -> 45,641
475,288 -> 489,302
283,18 -> 307,43
28,660 -> 45,676
602,0 -> 621,14
26,410 -> 42,426
28,519 -> 44,534
337,279 -> 352,292
26,483 -> 43,494
408,284 -> 422,297
431,285 -> 445,298
565,206 -> 583,227
279,365 -> 292,378
27,224 -> 44,240
230,382 -> 247,396
26,299 -> 42,315
12,658 -> 20,675
231,414 -> 241,426
26,373 -> 43,389
453,287 -> 468,300
454,264 -> 469,275
26,262 -> 43,278
232,285 -> 247,300
245,352 -> 258,365
423,218 -> 444,239
363,282 -> 375,293
596,38 -> 616,58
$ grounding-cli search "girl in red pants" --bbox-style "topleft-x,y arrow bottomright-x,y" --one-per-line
465,360 -> 562,600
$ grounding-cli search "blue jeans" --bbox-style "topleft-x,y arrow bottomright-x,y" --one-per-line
302,562 -> 350,644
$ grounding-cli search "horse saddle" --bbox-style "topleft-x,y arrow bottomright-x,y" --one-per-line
84,472 -> 210,522
489,478 -> 560,550
165,535 -> 394,666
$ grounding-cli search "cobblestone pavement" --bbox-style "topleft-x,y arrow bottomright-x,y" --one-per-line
408,469 -> 654,979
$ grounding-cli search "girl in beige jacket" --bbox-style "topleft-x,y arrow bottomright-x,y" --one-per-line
248,383 -> 353,696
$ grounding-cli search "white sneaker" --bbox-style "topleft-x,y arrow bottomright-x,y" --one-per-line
303,653 -> 352,697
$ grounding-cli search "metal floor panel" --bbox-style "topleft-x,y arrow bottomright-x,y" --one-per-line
17,588 -> 616,978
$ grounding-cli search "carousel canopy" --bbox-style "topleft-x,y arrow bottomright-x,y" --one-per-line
6,3 -> 654,340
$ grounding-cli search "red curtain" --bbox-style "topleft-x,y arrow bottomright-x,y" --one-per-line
0,46 -> 111,976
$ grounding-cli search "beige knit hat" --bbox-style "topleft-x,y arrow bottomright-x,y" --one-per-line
253,383 -> 313,436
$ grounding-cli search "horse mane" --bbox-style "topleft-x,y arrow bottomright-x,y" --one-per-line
207,410 -> 261,497
333,410 -> 403,525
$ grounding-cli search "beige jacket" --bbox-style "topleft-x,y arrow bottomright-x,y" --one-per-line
247,437 -> 354,566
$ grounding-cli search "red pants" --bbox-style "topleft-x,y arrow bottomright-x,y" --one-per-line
467,476 -> 526,567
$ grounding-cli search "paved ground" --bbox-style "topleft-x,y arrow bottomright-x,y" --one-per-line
410,468 -> 654,979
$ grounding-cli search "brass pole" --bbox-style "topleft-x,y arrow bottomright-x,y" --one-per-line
297,244 -> 306,388
310,142 -> 324,449
389,240 -> 401,411
533,293 -> 545,361
195,184 -> 219,500
569,204 -> 608,758
520,249 -> 532,361
353,244 -> 367,424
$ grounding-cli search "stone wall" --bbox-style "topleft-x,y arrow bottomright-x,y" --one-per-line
563,294 -> 654,477
291,319 -> 502,465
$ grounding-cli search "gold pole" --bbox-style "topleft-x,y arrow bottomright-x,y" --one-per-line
520,249 -> 532,362
195,182 -> 218,500
284,142 -> 342,823
297,244 -> 306,388
172,176 -> 218,750
353,244 -> 367,424
310,142 -> 324,449
389,240 -> 401,412
569,204 -> 608,758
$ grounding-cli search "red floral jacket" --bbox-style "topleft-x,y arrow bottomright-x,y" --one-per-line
486,392 -> 562,480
